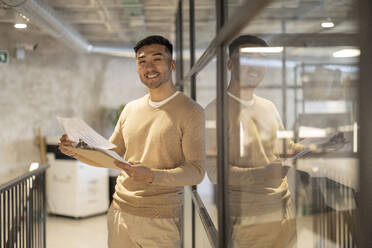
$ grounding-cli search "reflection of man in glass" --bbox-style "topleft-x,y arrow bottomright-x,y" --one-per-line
205,35 -> 309,248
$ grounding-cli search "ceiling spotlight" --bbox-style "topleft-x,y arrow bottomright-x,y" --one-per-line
333,49 -> 360,58
321,21 -> 334,28
20,14 -> 30,22
240,47 -> 284,53
14,23 -> 27,29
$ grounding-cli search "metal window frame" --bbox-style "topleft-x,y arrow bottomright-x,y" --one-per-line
189,0 -> 197,247
215,0 -> 229,247
357,0 -> 372,247
175,0 -> 184,92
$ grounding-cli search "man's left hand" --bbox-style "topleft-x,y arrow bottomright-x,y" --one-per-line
114,161 -> 154,183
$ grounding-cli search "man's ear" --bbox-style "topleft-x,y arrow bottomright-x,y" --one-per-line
227,59 -> 233,71
171,60 -> 176,71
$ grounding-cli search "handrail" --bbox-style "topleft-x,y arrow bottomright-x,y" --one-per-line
188,187 -> 218,248
0,163 -> 49,193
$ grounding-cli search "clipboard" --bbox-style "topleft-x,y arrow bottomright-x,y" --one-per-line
283,132 -> 347,167
57,116 -> 131,170
64,146 -> 131,170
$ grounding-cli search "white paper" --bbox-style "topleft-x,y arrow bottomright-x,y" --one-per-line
57,116 -> 116,150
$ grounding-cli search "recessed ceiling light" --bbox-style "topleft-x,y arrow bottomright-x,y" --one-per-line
321,21 -> 334,28
14,23 -> 27,29
240,47 -> 284,53
333,49 -> 360,58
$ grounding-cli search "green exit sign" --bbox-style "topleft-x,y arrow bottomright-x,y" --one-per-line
0,50 -> 9,64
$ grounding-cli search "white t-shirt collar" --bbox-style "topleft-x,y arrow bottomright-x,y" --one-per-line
148,91 -> 180,108
227,91 -> 255,107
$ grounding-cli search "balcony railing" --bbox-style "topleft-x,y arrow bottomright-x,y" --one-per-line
0,164 -> 49,248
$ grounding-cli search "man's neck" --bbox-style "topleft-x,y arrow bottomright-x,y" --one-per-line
148,81 -> 177,102
227,80 -> 255,100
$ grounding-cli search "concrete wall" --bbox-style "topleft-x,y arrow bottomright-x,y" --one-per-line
0,30 -> 146,174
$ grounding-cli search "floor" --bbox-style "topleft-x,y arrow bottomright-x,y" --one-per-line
46,212 -> 315,248
46,214 -> 108,248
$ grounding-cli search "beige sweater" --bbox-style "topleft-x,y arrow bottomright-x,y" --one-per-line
78,93 -> 205,218
205,94 -> 305,217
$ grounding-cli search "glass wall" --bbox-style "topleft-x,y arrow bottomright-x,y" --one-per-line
195,0 -> 216,61
176,0 -> 370,247
197,57 -> 218,229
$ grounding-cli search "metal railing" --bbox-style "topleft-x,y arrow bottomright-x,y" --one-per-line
0,164 -> 49,248
311,177 -> 357,248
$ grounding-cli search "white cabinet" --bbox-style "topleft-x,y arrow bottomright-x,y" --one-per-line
46,153 -> 109,218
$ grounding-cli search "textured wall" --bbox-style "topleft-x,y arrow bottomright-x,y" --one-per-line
0,33 -> 146,174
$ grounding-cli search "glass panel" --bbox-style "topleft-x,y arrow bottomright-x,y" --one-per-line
182,0 -> 190,76
227,0 -> 247,18
195,0 -> 216,61
224,0 -> 358,247
197,57 -> 218,231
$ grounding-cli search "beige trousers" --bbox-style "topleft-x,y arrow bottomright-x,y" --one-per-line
231,216 -> 297,248
231,199 -> 297,248
107,205 -> 181,248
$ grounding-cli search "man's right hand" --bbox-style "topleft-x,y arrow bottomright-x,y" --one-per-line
58,134 -> 77,157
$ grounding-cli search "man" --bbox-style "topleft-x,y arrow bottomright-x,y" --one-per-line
59,35 -> 205,248
205,35 -> 311,248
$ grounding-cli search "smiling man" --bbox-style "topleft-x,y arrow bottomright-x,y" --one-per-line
59,35 -> 205,248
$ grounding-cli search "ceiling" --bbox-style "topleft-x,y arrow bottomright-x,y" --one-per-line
0,0 -> 180,47
0,0 -> 357,58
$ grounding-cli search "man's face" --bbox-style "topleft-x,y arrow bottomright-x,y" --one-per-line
230,44 -> 266,89
136,44 -> 175,89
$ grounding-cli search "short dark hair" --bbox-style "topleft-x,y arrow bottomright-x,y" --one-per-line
228,35 -> 268,57
133,35 -> 173,56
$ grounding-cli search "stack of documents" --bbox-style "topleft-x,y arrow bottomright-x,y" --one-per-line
57,117 -> 130,170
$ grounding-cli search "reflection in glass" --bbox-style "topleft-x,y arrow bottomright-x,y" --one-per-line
204,35 -> 351,247
194,0 -> 358,247
206,35 -> 302,247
